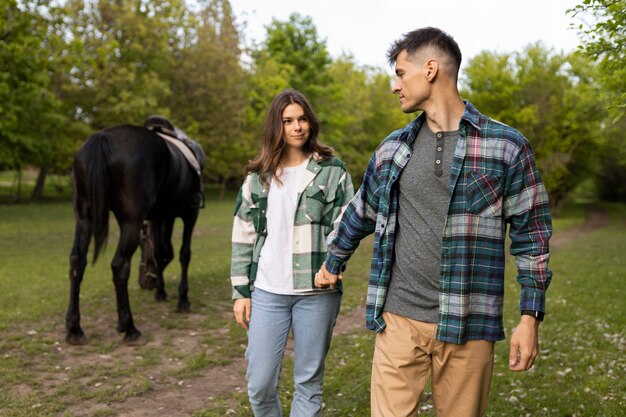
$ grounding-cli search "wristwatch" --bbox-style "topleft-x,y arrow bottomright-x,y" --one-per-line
521,310 -> 544,321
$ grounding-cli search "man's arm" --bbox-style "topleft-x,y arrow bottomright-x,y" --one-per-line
317,152 -> 381,287
505,138 -> 553,372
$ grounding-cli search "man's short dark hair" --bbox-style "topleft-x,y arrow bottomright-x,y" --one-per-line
387,27 -> 462,73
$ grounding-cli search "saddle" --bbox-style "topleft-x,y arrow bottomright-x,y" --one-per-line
143,116 -> 205,177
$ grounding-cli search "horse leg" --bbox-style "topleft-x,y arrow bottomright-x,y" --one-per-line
138,221 -> 157,289
177,209 -> 198,313
111,222 -> 143,344
66,219 -> 92,345
154,218 -> 175,302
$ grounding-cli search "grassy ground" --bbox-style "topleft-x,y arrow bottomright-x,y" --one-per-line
0,195 -> 624,416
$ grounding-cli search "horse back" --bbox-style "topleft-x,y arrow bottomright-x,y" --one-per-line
75,124 -> 200,224
106,125 -> 200,218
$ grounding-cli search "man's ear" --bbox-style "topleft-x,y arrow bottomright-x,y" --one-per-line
426,59 -> 439,82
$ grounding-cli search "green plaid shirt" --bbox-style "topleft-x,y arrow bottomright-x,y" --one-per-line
231,155 -> 354,299
325,101 -> 553,344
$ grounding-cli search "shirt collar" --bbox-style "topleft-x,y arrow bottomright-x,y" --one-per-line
400,99 -> 482,141
460,100 -> 482,131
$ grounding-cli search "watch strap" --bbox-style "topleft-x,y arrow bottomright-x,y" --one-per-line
521,310 -> 544,321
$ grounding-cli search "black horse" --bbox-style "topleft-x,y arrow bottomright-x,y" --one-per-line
66,117 -> 205,345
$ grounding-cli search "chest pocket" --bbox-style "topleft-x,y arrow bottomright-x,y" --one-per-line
249,193 -> 267,234
304,184 -> 337,225
466,171 -> 503,217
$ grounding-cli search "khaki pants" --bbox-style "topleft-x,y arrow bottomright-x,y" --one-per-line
371,312 -> 494,417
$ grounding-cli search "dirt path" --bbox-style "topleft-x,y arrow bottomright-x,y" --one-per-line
57,209 -> 608,416
62,305 -> 367,417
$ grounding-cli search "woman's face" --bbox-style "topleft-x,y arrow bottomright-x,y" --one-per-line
281,103 -> 309,152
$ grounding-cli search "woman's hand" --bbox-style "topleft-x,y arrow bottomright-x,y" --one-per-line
314,264 -> 341,289
233,298 -> 251,330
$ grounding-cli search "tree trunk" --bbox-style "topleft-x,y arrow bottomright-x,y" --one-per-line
219,177 -> 226,200
15,170 -> 22,203
31,166 -> 48,200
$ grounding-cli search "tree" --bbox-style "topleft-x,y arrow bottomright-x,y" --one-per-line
0,0 -> 73,199
569,0 -> 625,121
462,44 -> 605,207
569,0 -> 626,202
60,0 -> 181,129
167,0 -> 247,185
320,56 -> 413,182
262,13 -> 331,103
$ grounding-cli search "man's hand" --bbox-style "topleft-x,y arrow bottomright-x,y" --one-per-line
509,315 -> 540,371
233,298 -> 251,330
314,263 -> 341,289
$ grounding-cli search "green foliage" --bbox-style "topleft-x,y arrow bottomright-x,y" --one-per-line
263,13 -> 332,103
168,0 -> 248,182
2,1 -> 622,205
0,0 -> 69,171
569,0 -> 626,122
58,0 -> 180,128
594,117 -> 626,201
319,56 -> 412,182
462,44 -> 605,207
569,0 -> 626,201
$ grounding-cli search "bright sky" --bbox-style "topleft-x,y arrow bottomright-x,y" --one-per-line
229,0 -> 582,71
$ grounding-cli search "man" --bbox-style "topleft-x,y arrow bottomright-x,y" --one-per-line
314,27 -> 552,417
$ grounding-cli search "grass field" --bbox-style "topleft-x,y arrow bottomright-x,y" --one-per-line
0,194 -> 624,416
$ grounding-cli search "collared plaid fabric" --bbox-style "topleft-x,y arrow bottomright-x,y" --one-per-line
325,101 -> 552,344
231,156 -> 354,299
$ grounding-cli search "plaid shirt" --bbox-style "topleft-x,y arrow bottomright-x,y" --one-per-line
231,155 -> 354,299
325,101 -> 552,344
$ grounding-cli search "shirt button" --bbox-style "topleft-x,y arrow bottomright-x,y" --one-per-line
437,147 -> 442,151
436,160 -> 441,164
295,263 -> 300,266
437,133 -> 443,138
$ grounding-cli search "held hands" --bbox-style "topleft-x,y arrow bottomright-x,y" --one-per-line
314,263 -> 341,289
234,263 -> 340,330
233,298 -> 251,330
509,315 -> 540,371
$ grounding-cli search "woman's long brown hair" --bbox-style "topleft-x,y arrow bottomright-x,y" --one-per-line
246,89 -> 333,186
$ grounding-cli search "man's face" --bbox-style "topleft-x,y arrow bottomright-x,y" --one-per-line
392,50 -> 429,113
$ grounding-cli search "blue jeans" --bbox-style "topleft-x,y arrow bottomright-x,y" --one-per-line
246,288 -> 342,417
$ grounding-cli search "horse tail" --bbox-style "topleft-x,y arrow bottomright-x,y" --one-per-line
82,131 -> 112,263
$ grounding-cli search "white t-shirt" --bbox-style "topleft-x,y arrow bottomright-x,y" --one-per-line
254,158 -> 309,295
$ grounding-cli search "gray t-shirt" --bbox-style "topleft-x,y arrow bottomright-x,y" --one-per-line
383,122 -> 459,323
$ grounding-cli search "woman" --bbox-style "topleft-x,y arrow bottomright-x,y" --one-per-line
230,89 -> 354,416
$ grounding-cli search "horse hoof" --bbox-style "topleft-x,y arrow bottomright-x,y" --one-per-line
155,293 -> 168,302
176,302 -> 191,313
66,332 -> 88,345
123,332 -> 146,346
139,275 -> 157,290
